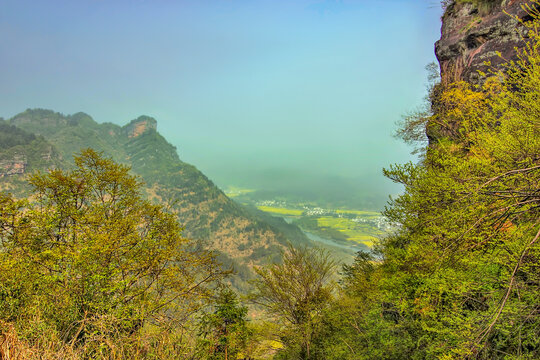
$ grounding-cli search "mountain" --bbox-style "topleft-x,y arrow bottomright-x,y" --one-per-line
0,118 -> 63,193
1,108 -> 312,288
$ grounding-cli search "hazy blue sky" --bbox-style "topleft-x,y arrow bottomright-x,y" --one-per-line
0,0 -> 443,208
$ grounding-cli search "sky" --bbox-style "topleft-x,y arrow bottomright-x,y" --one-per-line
0,0 -> 443,209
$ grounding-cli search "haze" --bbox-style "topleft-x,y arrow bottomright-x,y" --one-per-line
0,0 -> 442,210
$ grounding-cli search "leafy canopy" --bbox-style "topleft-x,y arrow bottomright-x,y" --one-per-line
0,149 -> 226,353
252,244 -> 336,359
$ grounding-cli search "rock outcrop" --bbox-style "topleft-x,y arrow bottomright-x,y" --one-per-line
123,116 -> 158,138
427,0 -> 535,143
436,0 -> 530,85
0,155 -> 27,177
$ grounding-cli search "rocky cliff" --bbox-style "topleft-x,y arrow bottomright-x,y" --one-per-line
426,0 -> 534,143
436,0 -> 531,84
0,155 -> 27,177
123,116 -> 158,138
0,118 -> 61,183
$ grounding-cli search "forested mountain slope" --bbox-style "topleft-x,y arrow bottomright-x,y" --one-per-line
1,109 -> 310,287
0,118 -> 63,193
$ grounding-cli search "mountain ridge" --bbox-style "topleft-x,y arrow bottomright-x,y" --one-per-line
1,108 -> 313,288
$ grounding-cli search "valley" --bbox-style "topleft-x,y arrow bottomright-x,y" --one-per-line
225,186 -> 393,251
1,0 -> 539,358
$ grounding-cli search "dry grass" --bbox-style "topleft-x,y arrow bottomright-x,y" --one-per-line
0,319 -> 198,360
0,321 -> 78,360
0,321 -> 36,360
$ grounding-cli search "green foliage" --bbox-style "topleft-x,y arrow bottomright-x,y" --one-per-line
307,6 -> 540,360
0,149 -> 226,356
198,287 -> 251,360
252,244 -> 336,359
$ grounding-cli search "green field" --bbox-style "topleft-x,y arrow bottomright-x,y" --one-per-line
335,209 -> 380,217
224,186 -> 256,198
317,216 -> 382,247
254,204 -> 386,248
256,206 -> 304,216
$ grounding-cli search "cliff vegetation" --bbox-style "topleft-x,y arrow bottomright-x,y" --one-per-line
0,1 -> 539,359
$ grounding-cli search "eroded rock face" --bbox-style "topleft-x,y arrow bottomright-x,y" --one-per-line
123,116 -> 158,138
427,0 -> 534,143
436,0 -> 530,85
0,155 -> 27,177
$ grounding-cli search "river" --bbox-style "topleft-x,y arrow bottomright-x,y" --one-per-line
304,231 -> 365,253
282,217 -> 365,254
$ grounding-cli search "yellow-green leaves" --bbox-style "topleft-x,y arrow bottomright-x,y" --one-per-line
0,149 -> 226,355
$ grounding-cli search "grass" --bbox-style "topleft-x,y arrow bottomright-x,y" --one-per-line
257,206 -> 303,216
0,319 -> 200,360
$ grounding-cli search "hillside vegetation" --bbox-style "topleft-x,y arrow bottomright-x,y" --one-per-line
0,109 -> 313,291
297,9 -> 539,360
1,3 -> 539,359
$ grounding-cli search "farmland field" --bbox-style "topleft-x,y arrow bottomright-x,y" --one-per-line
224,186 -> 256,198
252,203 -> 389,248
256,206 -> 304,216
316,216 -> 383,246
335,209 -> 380,217
223,186 -> 390,249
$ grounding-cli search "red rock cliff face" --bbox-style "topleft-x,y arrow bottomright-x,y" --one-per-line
0,155 -> 27,177
436,0 -> 530,85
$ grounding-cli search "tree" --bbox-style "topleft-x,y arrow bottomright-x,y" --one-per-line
251,244 -> 336,360
0,149 -> 226,353
198,287 -> 250,360
309,5 -> 540,360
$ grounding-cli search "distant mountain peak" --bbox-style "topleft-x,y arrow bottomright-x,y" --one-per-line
9,108 -> 100,136
69,112 -> 96,126
11,108 -> 66,129
123,116 -> 157,138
